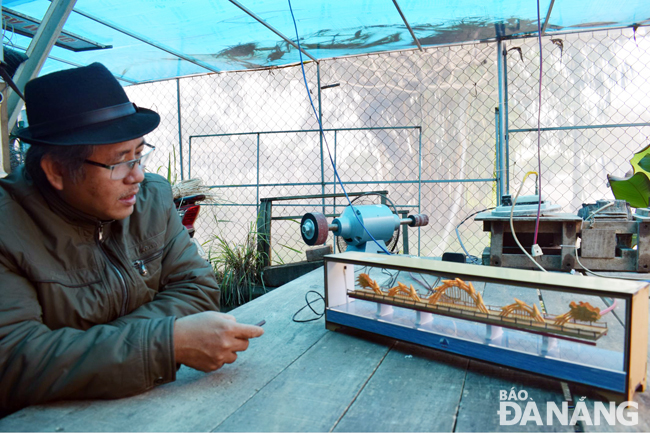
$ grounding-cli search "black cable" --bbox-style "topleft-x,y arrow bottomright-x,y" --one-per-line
380,268 -> 400,288
292,290 -> 325,323
455,207 -> 496,264
456,207 -> 496,230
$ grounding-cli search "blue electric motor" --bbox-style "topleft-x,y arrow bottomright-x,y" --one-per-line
301,204 -> 428,254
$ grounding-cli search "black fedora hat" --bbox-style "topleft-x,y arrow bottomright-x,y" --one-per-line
15,63 -> 160,146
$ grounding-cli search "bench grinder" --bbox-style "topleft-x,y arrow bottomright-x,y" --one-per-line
300,204 -> 429,254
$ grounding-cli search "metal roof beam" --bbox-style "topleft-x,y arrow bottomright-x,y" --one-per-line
541,0 -> 556,35
71,8 -> 222,73
392,0 -> 423,51
7,0 -> 78,131
9,44 -> 139,84
227,0 -> 318,62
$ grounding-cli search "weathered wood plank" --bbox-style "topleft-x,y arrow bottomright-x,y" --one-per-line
213,328 -> 394,432
333,341 -> 468,432
566,384 -> 649,432
455,360 -> 573,432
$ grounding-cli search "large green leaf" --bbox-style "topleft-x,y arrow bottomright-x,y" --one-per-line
629,143 -> 650,176
608,172 -> 650,208
637,154 -> 650,172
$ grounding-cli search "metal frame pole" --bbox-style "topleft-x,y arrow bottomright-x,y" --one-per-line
177,78 -> 184,180
496,40 -> 508,205
391,0 -> 423,51
494,108 -> 501,202
257,133 -> 261,217
5,44 -> 138,84
7,0 -> 78,131
227,0 -> 317,62
333,130 -> 337,252
318,62 -> 325,215
418,127 -> 422,255
73,8 -> 220,73
541,0 -> 557,35
504,58 -> 510,195
187,137 -> 192,179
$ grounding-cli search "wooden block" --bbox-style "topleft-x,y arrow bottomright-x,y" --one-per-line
491,222 -> 504,267
637,221 -> 650,272
306,244 -> 332,262
561,221 -> 578,270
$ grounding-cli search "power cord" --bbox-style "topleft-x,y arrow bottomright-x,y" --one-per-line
456,207 -> 496,264
381,268 -> 400,288
292,290 -> 325,322
562,243 -> 650,281
510,171 -> 546,272
583,202 -> 615,227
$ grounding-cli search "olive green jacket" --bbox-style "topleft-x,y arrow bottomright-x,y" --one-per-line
0,167 -> 220,414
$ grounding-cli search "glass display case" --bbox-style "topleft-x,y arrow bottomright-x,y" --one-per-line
324,252 -> 649,400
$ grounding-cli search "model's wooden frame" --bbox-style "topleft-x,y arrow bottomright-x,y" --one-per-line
324,252 -> 649,400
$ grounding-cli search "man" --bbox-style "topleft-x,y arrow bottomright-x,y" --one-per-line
0,63 -> 263,415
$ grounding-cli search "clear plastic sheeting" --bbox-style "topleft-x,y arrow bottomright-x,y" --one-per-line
2,0 -> 650,83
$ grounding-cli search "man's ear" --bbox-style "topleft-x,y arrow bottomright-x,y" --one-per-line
40,155 -> 65,191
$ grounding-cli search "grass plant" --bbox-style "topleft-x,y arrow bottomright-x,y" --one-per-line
207,222 -> 267,309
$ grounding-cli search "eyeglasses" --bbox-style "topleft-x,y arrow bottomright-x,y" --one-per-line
84,143 -> 156,180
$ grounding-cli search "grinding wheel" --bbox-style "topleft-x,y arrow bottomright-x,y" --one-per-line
301,212 -> 329,245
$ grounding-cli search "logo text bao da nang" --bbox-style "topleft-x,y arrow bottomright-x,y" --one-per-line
497,388 -> 638,427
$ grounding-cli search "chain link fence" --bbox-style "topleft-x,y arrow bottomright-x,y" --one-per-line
506,27 -> 650,213
122,41 -> 499,265
7,26 -> 648,269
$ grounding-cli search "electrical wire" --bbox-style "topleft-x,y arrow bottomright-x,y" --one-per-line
455,207 -> 496,264
563,243 -> 650,281
599,297 -> 618,316
292,290 -> 325,322
584,202 -> 615,226
409,272 -> 441,296
533,0 -> 544,245
561,243 -> 643,326
381,268 -> 400,288
287,0 -> 392,255
510,171 -> 547,272
600,296 -> 624,326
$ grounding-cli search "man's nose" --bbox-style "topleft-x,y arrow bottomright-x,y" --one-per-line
124,162 -> 145,184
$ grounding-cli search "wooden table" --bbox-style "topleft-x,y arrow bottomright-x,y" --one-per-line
1,268 -> 649,432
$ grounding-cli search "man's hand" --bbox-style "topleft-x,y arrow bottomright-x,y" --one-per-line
173,311 -> 264,372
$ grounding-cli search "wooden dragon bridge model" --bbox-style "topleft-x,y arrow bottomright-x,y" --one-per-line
352,273 -> 607,342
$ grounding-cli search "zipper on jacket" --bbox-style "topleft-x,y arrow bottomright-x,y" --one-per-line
96,222 -> 129,316
133,249 -> 163,276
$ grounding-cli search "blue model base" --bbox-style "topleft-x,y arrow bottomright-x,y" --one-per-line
326,308 -> 626,393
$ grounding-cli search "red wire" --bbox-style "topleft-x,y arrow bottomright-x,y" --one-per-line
533,0 -> 544,245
